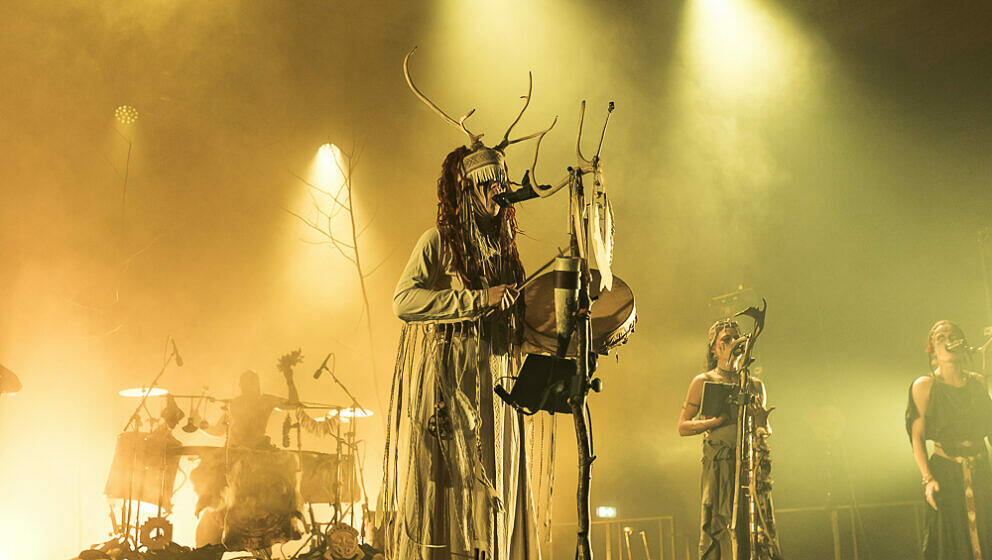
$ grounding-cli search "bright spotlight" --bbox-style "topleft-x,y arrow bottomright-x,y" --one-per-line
313,142 -> 346,188
318,142 -> 335,160
114,105 -> 139,124
680,0 -> 807,100
596,505 -> 617,519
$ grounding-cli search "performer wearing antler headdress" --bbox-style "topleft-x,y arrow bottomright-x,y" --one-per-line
379,49 -> 555,560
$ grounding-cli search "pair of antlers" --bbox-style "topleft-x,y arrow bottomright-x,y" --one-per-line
403,48 -> 614,192
403,47 -> 557,154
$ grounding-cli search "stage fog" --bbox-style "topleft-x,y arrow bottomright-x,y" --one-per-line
2,1 -> 991,559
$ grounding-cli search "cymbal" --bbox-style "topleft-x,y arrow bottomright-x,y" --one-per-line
315,408 -> 373,423
296,401 -> 348,409
118,387 -> 169,398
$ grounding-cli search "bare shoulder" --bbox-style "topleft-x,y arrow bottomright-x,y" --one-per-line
685,372 -> 711,394
912,375 -> 934,391
911,376 -> 934,408
692,371 -> 715,386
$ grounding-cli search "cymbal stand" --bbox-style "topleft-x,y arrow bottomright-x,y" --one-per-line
117,337 -> 181,551
122,338 -> 181,432
325,361 -> 369,530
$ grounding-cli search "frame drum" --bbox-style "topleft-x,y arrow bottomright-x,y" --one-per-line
523,269 -> 636,356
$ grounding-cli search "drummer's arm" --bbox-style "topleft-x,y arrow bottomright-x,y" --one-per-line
283,367 -> 300,406
393,228 -> 489,322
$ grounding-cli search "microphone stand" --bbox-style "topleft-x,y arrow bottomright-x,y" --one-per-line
323,361 -> 372,535
122,340 -> 181,432
567,101 -> 615,560
499,101 -> 612,560
566,163 -> 597,560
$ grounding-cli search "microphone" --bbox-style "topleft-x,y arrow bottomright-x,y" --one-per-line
313,353 -> 332,379
494,170 -> 543,208
494,183 -> 538,208
731,337 -> 749,356
946,340 -> 977,353
172,339 -> 184,367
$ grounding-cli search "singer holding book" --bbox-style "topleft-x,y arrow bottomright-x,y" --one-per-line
906,320 -> 992,559
677,318 -> 780,560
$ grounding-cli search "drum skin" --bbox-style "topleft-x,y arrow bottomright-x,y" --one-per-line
523,269 -> 636,356
104,432 -> 182,512
299,451 -> 358,504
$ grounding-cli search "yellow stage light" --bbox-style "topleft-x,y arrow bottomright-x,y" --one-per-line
679,0 -> 812,101
114,105 -> 139,124
314,143 -> 345,188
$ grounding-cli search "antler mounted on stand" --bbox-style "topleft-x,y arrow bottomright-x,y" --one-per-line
575,99 -> 615,173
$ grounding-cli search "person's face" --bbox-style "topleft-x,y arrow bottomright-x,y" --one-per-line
712,326 -> 740,370
931,324 -> 965,363
239,371 -> 261,396
471,178 -> 505,218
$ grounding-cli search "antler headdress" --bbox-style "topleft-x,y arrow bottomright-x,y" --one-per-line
403,47 -> 557,187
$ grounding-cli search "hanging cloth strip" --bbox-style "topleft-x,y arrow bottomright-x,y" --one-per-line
944,441 -> 985,560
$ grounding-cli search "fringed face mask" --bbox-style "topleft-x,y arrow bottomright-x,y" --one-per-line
462,148 -> 507,218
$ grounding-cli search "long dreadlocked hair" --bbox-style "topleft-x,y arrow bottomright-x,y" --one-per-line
436,146 -> 525,289
436,146 -> 526,339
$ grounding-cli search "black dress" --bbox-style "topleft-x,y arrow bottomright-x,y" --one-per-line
905,374 -> 992,560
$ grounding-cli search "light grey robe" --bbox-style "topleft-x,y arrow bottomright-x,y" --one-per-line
380,227 -> 542,560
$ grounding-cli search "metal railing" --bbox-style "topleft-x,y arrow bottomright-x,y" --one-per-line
549,516 -> 677,560
774,500 -> 925,560
546,500 -> 927,560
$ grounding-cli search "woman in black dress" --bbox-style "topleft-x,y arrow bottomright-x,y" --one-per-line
906,320 -> 992,559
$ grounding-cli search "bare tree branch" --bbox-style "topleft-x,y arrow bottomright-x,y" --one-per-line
290,170 -> 350,212
290,138 -> 385,418
283,207 -> 356,251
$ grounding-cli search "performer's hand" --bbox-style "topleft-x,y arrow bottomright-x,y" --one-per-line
705,415 -> 726,430
486,284 -> 520,311
925,479 -> 940,510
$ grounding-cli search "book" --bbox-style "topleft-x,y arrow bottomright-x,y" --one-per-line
700,381 -> 736,418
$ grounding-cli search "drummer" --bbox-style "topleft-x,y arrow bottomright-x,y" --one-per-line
204,369 -> 300,447
192,367 -> 302,550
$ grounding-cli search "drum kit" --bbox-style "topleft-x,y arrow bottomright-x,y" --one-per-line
91,360 -> 381,560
